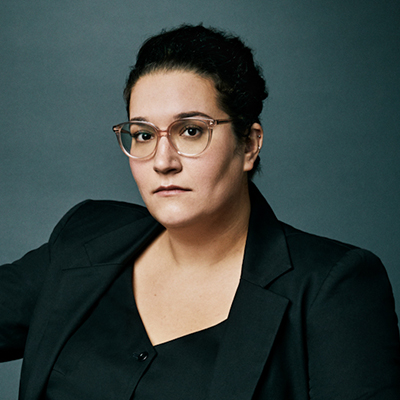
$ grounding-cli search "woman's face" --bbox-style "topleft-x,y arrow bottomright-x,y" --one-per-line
128,70 -> 256,230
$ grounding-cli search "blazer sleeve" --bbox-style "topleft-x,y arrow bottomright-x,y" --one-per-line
0,201 -> 88,362
0,244 -> 50,362
306,248 -> 400,399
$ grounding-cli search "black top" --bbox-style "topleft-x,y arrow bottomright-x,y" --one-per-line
45,265 -> 227,400
3,184 -> 399,399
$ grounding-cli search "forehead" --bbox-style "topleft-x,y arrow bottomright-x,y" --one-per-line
128,70 -> 223,121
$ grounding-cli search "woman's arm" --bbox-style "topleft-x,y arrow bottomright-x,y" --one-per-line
307,248 -> 400,399
0,244 -> 50,362
0,201 -> 89,362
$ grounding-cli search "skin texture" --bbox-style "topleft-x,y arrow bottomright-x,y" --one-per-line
128,70 -> 263,345
128,70 -> 260,234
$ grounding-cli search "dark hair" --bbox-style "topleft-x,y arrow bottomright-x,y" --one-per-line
123,24 -> 268,178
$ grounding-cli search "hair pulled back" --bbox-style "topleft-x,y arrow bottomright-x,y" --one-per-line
123,24 -> 268,177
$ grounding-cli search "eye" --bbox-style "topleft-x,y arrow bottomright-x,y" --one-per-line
180,124 -> 205,138
132,130 -> 155,142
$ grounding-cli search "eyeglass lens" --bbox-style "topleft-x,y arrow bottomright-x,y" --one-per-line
119,119 -> 211,158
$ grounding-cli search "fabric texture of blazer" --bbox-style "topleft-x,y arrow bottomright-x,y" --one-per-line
1,184 -> 400,399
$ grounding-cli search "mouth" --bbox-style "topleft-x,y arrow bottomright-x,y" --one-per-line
153,185 -> 191,195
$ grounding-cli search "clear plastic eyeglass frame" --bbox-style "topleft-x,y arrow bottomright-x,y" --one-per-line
112,117 -> 232,159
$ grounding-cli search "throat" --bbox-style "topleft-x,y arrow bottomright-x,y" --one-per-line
161,217 -> 249,272
133,232 -> 244,346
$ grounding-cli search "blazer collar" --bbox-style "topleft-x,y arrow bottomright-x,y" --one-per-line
242,182 -> 292,287
58,183 -> 291,285
83,212 -> 162,267
208,183 -> 292,399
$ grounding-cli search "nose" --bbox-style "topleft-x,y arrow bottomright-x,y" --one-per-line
153,135 -> 182,174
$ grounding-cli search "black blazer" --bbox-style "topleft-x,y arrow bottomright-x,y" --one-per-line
1,184 -> 400,399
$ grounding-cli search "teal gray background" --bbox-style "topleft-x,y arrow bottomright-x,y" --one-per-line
1,0 -> 399,398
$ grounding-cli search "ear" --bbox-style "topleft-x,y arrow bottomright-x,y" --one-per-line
243,123 -> 263,172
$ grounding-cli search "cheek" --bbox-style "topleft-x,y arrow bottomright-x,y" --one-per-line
200,146 -> 244,182
129,159 -> 137,180
129,160 -> 147,190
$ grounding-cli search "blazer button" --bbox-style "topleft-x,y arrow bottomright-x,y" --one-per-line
133,351 -> 149,362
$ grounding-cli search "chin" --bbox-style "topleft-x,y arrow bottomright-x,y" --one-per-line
156,216 -> 196,230
147,206 -> 194,229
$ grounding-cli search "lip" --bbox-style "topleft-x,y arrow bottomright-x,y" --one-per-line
153,185 -> 191,196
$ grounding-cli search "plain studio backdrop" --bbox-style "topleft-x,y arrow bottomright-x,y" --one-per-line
1,0 -> 399,398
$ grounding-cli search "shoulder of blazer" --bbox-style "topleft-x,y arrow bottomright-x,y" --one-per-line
245,183 -> 367,289
268,220 -> 389,312
48,199 -> 153,247
282,221 -> 358,270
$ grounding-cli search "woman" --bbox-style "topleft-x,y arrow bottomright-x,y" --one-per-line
1,24 -> 399,399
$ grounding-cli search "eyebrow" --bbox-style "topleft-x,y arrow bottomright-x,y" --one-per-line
129,116 -> 148,122
175,111 -> 213,119
129,111 -> 213,122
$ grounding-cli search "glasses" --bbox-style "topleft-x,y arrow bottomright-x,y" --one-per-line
112,117 -> 231,159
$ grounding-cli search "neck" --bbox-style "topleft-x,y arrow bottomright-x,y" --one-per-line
159,184 -> 251,270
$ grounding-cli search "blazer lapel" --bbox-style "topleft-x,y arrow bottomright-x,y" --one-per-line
21,213 -> 162,400
208,281 -> 289,400
209,184 -> 292,399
